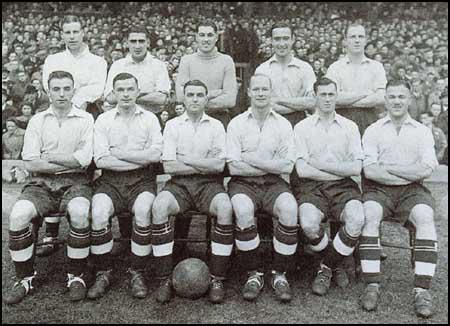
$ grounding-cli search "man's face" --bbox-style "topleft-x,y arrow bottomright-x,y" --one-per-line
48,77 -> 75,110
272,27 -> 293,58
113,78 -> 139,110
346,26 -> 366,55
249,75 -> 271,110
128,32 -> 148,62
430,104 -> 441,117
316,83 -> 337,114
31,79 -> 42,91
184,85 -> 208,114
6,121 -> 17,133
2,93 -> 7,105
22,104 -> 33,116
385,85 -> 411,119
160,111 -> 169,122
17,72 -> 27,83
62,22 -> 84,52
196,26 -> 217,54
175,104 -> 185,116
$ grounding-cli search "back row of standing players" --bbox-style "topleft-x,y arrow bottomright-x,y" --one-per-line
4,16 -> 439,319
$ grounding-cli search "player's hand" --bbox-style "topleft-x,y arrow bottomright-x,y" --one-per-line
207,147 -> 222,158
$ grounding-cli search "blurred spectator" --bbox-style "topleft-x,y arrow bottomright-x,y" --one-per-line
2,118 -> 25,159
419,111 -> 447,164
30,78 -> 50,112
2,88 -> 18,133
174,102 -> 185,116
15,102 -> 33,129
159,110 -> 170,131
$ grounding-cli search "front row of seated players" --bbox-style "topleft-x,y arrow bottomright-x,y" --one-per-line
4,72 -> 439,318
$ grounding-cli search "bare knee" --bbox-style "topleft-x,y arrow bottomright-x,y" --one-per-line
91,194 -> 113,230
343,200 -> 365,236
299,204 -> 322,239
9,200 -> 37,231
231,195 -> 255,229
133,193 -> 154,227
410,204 -> 436,239
151,193 -> 175,224
362,201 -> 383,235
274,194 -> 298,227
211,194 -> 233,225
67,198 -> 90,229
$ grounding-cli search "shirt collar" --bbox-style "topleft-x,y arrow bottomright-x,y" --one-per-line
180,111 -> 211,123
125,52 -> 152,64
381,114 -> 420,128
344,55 -> 371,64
268,55 -> 303,68
64,44 -> 90,59
312,112 -> 344,127
245,107 -> 279,120
113,105 -> 145,117
43,105 -> 86,118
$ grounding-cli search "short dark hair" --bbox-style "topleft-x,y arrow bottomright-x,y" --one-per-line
48,71 -> 74,88
183,80 -> 208,95
313,77 -> 337,94
270,22 -> 293,37
61,15 -> 83,29
127,26 -> 148,38
113,73 -> 139,88
386,79 -> 412,92
197,20 -> 218,33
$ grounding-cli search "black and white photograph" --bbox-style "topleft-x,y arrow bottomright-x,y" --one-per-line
2,2 -> 448,324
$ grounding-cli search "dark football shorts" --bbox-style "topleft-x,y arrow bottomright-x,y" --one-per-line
292,177 -> 362,222
228,174 -> 292,215
362,177 -> 435,225
161,174 -> 227,215
94,168 -> 156,214
18,173 -> 92,223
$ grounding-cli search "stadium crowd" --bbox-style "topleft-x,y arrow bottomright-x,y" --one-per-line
1,2 -> 448,163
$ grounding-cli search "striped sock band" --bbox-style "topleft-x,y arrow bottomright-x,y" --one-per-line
67,226 -> 90,275
9,227 -> 35,278
235,225 -> 261,272
414,239 -> 438,289
273,223 -> 299,273
91,226 -> 113,271
359,236 -> 382,284
307,227 -> 329,253
44,217 -> 61,238
210,224 -> 234,278
323,227 -> 359,269
131,224 -> 152,271
151,222 -> 174,277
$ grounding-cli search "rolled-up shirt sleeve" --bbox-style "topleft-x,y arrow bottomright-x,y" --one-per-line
155,61 -> 171,95
211,122 -> 227,160
277,123 -> 296,162
420,127 -> 439,170
161,121 -> 178,161
348,124 -> 365,161
93,115 -> 111,164
21,115 -> 42,161
73,115 -> 94,168
362,126 -> 379,167
146,114 -> 163,154
72,57 -> 108,107
226,121 -> 242,163
293,123 -> 309,162
373,62 -> 387,91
